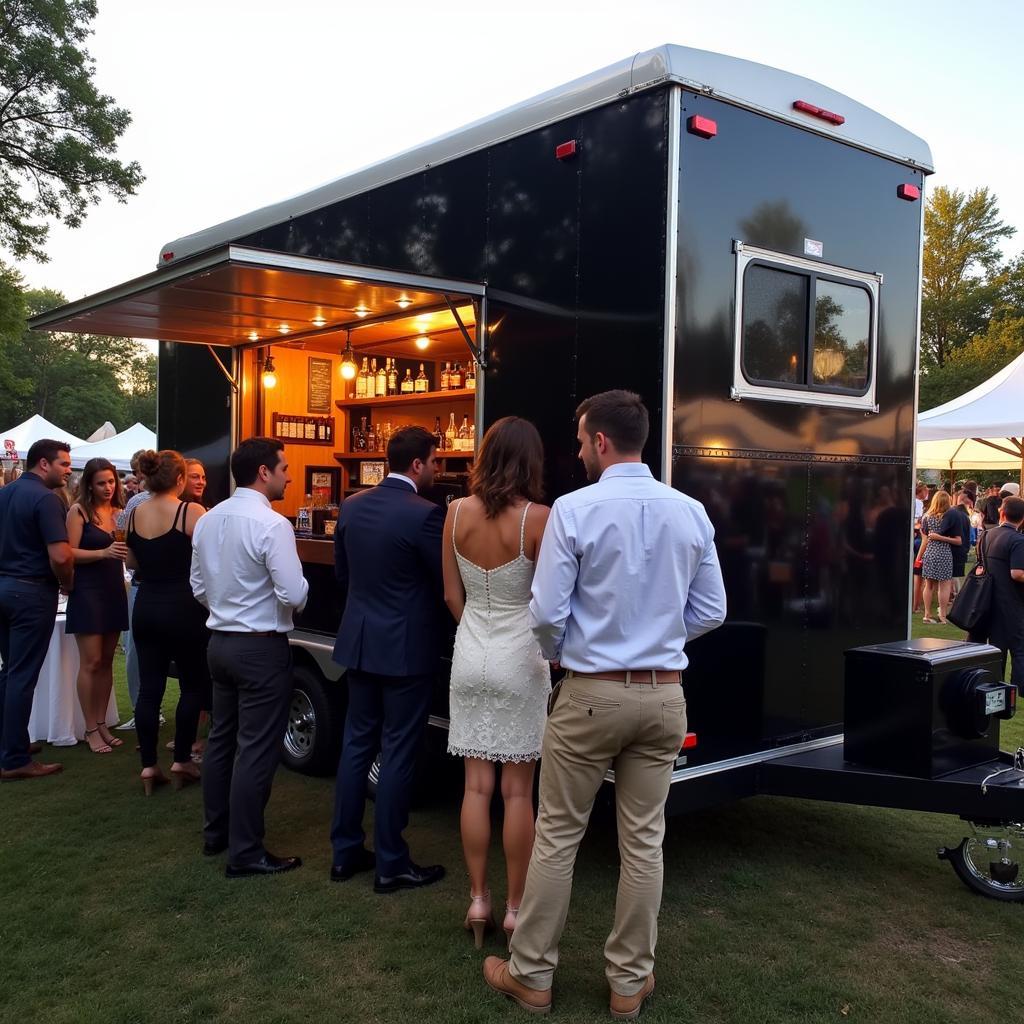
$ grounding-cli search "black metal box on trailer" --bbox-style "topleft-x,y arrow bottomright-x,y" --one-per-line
844,639 -> 1015,779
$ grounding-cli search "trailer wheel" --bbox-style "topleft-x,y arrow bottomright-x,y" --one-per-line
281,665 -> 343,776
939,826 -> 1024,902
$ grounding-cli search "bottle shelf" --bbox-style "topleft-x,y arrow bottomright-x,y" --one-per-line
335,387 -> 475,409
333,450 -> 475,461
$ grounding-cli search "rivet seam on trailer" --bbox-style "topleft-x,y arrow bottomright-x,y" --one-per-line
673,445 -> 912,467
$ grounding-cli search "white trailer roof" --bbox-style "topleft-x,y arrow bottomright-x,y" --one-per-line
159,44 -> 932,268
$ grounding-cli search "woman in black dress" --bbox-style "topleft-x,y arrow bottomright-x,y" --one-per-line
66,458 -> 129,754
126,449 -> 211,795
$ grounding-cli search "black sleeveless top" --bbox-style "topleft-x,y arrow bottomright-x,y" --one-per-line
127,500 -> 195,591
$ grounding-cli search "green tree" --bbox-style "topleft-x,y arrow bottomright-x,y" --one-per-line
0,0 -> 144,261
918,315 -> 1024,411
921,186 -> 1014,369
0,261 -> 33,426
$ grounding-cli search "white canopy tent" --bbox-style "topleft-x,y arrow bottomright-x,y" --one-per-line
70,422 -> 156,472
917,350 -> 1024,482
85,420 -> 118,442
1,413 -> 85,460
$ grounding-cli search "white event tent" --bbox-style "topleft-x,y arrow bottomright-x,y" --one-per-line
1,413 -> 85,460
70,422 -> 156,472
85,420 -> 118,442
916,350 -> 1024,482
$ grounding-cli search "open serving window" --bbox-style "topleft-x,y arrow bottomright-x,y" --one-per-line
29,245 -> 486,519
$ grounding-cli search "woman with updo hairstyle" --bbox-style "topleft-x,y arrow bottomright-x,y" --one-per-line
66,457 -> 129,753
125,449 -> 211,794
441,416 -> 551,948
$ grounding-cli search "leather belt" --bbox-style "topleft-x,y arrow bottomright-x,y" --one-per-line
211,630 -> 288,638
567,670 -> 681,685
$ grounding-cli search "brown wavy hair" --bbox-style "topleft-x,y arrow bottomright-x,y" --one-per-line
78,458 -> 125,524
137,449 -> 187,495
469,416 -> 544,519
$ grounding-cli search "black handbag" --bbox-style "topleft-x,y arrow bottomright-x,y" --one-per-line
947,532 -> 994,632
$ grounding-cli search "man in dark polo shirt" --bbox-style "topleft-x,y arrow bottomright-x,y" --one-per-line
0,439 -> 75,780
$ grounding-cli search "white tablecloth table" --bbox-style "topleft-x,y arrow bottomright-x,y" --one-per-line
27,613 -> 120,746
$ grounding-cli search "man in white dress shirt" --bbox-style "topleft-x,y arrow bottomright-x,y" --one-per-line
191,438 -> 309,878
483,390 -> 727,1018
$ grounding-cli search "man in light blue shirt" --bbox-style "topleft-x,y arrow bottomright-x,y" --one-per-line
484,390 -> 726,1019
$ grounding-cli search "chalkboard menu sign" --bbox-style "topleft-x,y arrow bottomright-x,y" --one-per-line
307,357 -> 332,412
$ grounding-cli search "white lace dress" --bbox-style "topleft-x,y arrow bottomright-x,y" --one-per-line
447,501 -> 551,763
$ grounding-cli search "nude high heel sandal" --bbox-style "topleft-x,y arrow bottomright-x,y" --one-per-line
503,902 -> 520,951
464,890 -> 493,949
140,769 -> 167,796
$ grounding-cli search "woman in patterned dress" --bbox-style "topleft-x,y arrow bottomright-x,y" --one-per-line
920,490 -> 954,624
443,417 -> 551,948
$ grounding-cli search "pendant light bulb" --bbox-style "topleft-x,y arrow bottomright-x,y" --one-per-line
415,335 -> 430,350
261,353 -> 277,389
340,332 -> 358,380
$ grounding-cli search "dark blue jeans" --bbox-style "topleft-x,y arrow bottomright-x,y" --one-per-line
330,670 -> 432,877
0,577 -> 58,771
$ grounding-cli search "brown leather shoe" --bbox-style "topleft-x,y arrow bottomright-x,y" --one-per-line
610,974 -> 655,1019
483,957 -> 551,1015
1,760 -> 64,781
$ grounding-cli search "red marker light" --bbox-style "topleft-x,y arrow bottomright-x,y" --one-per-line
687,115 -> 717,139
897,183 -> 920,202
792,100 -> 845,126
681,732 -> 698,751
555,140 -> 577,161
162,251 -> 174,261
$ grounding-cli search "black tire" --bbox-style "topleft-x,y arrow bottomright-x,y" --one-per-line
280,665 -> 344,776
939,835 -> 1024,902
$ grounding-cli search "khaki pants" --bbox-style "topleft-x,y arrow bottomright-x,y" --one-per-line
509,673 -> 687,996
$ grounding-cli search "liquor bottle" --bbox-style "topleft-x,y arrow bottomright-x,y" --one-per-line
458,414 -> 470,451
357,416 -> 370,452
305,416 -> 315,440
440,362 -> 450,391
468,422 -> 476,451
367,421 -> 378,452
433,416 -> 444,451
415,363 -> 428,393
465,362 -> 476,390
450,362 -> 463,389
375,358 -> 387,397
317,418 -> 327,442
401,369 -> 414,394
446,412 -> 457,450
356,358 -> 369,398
387,358 -> 398,396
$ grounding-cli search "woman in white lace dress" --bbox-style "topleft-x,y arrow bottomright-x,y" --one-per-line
443,417 -> 551,949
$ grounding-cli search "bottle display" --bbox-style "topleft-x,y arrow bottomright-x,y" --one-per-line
450,362 -> 463,389
356,358 -> 369,398
465,363 -> 476,390
433,416 -> 444,451
375,358 -> 387,397
440,362 -> 450,391
415,363 -> 428,393
401,369 -> 414,394
387,358 -> 398,396
446,412 -> 457,450
457,414 -> 470,451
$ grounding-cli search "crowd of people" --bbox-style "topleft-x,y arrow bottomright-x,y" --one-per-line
911,477 -> 1024,686
2,391 -> 1022,1016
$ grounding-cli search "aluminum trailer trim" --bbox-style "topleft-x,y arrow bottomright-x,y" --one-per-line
158,45 -> 933,268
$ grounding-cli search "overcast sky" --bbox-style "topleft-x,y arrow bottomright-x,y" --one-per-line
12,0 -> 1024,301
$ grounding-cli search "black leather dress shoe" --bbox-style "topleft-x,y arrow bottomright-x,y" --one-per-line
373,862 -> 445,894
203,840 -> 228,857
225,852 -> 303,878
330,847 -> 376,882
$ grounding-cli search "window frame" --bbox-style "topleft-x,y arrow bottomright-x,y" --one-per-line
731,241 -> 882,412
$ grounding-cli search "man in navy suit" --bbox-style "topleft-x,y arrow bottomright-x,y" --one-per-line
330,426 -> 447,892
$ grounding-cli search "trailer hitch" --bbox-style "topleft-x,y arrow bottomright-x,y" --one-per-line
980,746 -> 1024,795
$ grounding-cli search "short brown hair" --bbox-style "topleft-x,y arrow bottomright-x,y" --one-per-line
1001,496 -> 1024,525
387,426 -> 436,474
137,449 -> 187,494
470,417 -> 544,518
576,390 -> 649,453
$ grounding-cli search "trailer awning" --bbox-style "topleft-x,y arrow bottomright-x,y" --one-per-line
27,246 -> 485,347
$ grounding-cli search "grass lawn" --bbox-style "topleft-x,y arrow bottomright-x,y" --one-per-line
2,623 -> 1023,1024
